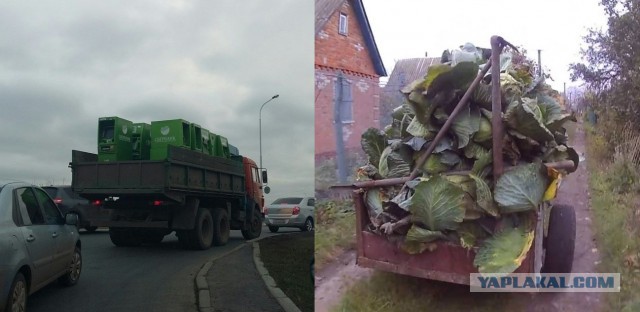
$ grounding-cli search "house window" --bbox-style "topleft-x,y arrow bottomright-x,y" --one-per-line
334,77 -> 353,123
339,13 -> 348,35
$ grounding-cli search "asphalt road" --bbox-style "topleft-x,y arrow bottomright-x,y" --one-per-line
26,225 -> 300,312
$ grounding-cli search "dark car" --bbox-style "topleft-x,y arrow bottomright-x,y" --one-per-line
0,181 -> 82,312
42,185 -> 103,232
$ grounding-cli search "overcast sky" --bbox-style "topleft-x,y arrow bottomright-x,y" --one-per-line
363,0 -> 609,92
0,0 -> 314,202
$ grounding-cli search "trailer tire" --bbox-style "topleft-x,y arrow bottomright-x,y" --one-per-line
109,228 -> 142,247
212,208 -> 230,246
241,207 -> 263,240
187,208 -> 214,250
542,204 -> 576,273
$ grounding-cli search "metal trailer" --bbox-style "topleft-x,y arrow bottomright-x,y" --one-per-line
345,36 -> 577,285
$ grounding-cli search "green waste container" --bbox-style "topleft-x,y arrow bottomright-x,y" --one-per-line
219,135 -> 230,158
131,123 -> 151,160
201,128 -> 212,155
191,123 -> 203,152
210,133 -> 231,158
98,117 -> 133,162
229,144 -> 239,156
150,119 -> 192,160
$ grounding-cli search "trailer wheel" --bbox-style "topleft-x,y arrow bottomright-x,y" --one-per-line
241,207 -> 262,240
188,208 -> 214,250
212,208 -> 230,246
542,204 -> 576,273
109,228 -> 142,247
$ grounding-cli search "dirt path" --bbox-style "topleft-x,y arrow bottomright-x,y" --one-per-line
314,120 -> 602,312
518,119 -> 603,312
314,250 -> 372,312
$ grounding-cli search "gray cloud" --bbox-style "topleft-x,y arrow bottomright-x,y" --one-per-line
0,0 -> 314,202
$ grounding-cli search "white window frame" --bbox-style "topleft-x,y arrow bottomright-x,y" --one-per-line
338,13 -> 348,35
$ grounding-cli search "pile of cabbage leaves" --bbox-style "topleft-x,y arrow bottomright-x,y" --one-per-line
358,43 -> 578,274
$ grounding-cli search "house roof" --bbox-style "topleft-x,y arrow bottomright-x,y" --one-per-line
383,57 -> 441,91
315,0 -> 387,77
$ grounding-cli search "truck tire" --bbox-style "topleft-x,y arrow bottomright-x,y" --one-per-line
542,204 -> 576,273
109,228 -> 142,247
212,208 -> 230,246
241,208 -> 263,240
139,230 -> 165,244
187,208 -> 214,250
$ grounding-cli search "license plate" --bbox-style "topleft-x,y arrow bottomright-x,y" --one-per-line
272,219 -> 287,225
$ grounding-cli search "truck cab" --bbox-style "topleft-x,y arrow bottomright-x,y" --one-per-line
243,157 -> 265,214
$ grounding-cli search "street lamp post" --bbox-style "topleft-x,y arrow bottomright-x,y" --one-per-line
259,94 -> 279,173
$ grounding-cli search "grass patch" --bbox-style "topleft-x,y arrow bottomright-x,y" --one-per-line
315,200 -> 357,269
259,232 -> 314,312
333,271 -> 530,312
585,122 -> 640,311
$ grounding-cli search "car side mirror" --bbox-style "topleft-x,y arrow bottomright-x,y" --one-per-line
261,170 -> 268,184
65,213 -> 79,226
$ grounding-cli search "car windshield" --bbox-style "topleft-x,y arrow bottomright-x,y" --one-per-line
43,187 -> 57,198
271,197 -> 303,205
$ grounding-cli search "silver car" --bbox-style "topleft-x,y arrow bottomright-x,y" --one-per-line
264,197 -> 315,232
0,181 -> 82,312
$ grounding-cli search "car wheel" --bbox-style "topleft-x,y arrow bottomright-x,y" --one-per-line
5,272 -> 27,312
268,226 -> 279,233
85,226 -> 98,233
301,218 -> 314,232
109,228 -> 142,247
59,246 -> 82,286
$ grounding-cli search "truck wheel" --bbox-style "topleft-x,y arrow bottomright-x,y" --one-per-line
212,208 -> 230,246
241,208 -> 263,240
268,226 -> 279,233
542,204 -> 576,273
139,230 -> 165,244
189,208 -> 214,250
109,228 -> 142,247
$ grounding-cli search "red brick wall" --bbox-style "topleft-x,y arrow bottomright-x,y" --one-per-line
315,1 -> 377,76
315,0 -> 381,158
315,68 -> 380,156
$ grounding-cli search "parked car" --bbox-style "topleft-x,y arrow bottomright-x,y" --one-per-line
42,185 -> 104,232
264,197 -> 315,232
0,181 -> 82,312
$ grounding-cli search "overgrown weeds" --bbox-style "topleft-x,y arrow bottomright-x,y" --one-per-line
315,200 -> 357,269
586,118 -> 640,311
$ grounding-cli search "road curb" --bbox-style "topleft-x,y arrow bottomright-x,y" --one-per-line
195,243 -> 246,312
252,241 -> 302,312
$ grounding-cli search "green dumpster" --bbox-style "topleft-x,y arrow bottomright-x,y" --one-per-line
201,128 -> 212,155
219,135 -> 230,158
229,144 -> 239,156
98,117 -> 133,162
191,123 -> 203,152
131,123 -> 151,160
150,119 -> 192,160
210,133 -> 231,158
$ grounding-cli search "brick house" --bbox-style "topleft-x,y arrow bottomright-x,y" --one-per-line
314,0 -> 387,175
